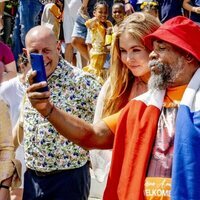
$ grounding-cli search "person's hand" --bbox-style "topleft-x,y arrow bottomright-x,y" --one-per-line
79,5 -> 90,19
90,17 -> 98,23
106,27 -> 112,35
125,3 -> 134,15
104,45 -> 111,53
192,7 -> 200,14
88,17 -> 98,29
27,70 -> 53,117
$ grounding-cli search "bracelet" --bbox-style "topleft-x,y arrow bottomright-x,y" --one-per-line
0,183 -> 10,190
43,104 -> 54,119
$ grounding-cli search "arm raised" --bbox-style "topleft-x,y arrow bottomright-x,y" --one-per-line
27,71 -> 114,150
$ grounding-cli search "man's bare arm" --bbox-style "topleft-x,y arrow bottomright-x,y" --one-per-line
47,106 -> 114,150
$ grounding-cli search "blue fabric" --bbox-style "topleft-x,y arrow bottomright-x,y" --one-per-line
130,0 -> 137,7
192,0 -> 200,6
72,13 -> 88,40
23,163 -> 91,200
11,0 -> 43,62
158,0 -> 183,23
172,107 -> 200,199
134,4 -> 142,11
171,68 -> 200,200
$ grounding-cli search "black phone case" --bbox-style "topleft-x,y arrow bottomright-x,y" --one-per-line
30,53 -> 49,92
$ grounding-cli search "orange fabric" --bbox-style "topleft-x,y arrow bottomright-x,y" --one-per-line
144,177 -> 171,200
103,100 -> 161,200
163,85 -> 187,107
103,111 -> 121,134
50,4 -> 61,19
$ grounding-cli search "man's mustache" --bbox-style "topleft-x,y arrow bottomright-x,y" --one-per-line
148,60 -> 164,74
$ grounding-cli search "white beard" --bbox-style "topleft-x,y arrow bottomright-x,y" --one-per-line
148,57 -> 184,90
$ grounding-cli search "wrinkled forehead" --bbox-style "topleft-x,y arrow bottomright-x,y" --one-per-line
152,39 -> 172,48
26,34 -> 57,50
152,39 -> 187,55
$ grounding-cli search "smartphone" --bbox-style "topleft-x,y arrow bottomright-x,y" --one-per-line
30,53 -> 49,92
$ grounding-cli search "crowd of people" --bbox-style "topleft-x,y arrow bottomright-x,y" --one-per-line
0,0 -> 200,200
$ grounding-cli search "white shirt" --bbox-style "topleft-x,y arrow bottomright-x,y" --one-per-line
0,76 -> 25,127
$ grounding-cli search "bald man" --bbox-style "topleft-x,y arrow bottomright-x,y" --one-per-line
21,26 -> 101,200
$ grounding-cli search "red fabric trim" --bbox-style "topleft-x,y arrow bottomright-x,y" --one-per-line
103,99 -> 161,200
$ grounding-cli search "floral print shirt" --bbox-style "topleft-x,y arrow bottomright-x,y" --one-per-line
23,58 -> 101,172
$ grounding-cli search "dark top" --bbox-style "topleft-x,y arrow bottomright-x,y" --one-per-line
190,0 -> 200,22
158,0 -> 183,23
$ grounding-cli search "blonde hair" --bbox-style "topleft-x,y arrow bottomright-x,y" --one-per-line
103,12 -> 160,117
